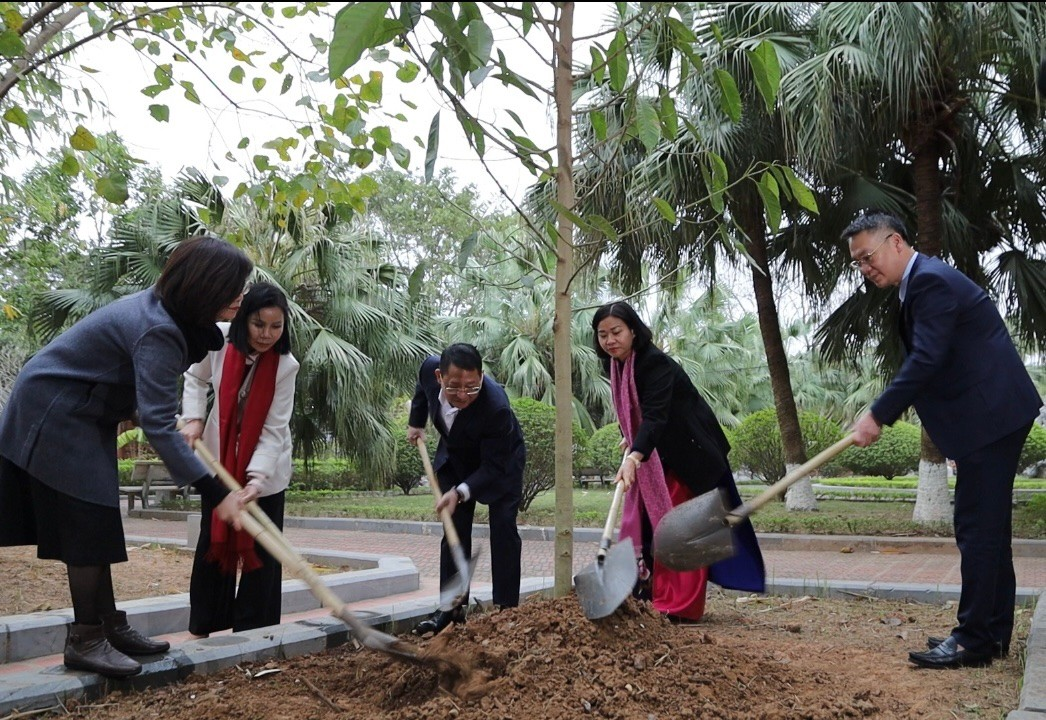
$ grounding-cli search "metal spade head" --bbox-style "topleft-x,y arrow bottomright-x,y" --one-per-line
652,487 -> 737,571
574,536 -> 638,619
438,546 -> 479,611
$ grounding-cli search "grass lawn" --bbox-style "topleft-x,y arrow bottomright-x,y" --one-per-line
275,484 -> 1046,540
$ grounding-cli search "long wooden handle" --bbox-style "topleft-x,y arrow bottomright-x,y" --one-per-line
416,438 -> 464,548
191,440 -> 370,634
727,434 -> 856,524
597,481 -> 626,559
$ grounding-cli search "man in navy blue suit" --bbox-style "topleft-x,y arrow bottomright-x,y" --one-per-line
843,211 -> 1042,669
407,343 -> 525,635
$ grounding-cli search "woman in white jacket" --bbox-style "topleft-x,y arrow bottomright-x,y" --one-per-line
179,282 -> 299,636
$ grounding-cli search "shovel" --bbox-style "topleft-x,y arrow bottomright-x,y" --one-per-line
191,439 -> 423,664
416,438 -> 476,611
653,434 -> 856,571
574,481 -> 638,619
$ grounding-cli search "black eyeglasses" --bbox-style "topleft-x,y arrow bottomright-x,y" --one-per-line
850,233 -> 894,270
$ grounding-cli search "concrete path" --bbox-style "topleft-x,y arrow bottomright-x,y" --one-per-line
0,509 -> 1044,719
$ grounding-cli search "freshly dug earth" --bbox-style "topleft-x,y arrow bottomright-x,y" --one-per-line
0,547 -> 1030,719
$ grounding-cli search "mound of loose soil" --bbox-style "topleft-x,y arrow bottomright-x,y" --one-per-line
61,592 -> 1027,720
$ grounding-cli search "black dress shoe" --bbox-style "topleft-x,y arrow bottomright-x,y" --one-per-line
412,606 -> 466,636
103,610 -> 171,655
909,636 -> 993,669
926,635 -> 1009,659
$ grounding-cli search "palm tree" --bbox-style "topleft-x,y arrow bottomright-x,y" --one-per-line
780,2 -> 1046,521
32,169 -> 439,480
562,2 -> 827,508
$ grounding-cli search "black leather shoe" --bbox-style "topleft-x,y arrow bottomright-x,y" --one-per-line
64,623 -> 142,678
927,635 -> 1009,659
909,636 -> 993,669
412,606 -> 466,636
103,610 -> 170,655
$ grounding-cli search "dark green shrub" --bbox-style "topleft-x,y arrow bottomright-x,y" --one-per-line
578,422 -> 622,477
731,408 -> 843,484
511,397 -> 585,511
290,458 -> 360,490
1020,423 -> 1046,474
839,421 -> 920,480
388,425 -> 426,495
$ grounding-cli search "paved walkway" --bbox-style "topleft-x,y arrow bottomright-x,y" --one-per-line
122,513 -> 1046,596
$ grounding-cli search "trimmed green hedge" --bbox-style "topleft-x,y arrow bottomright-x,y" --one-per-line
730,409 -> 843,484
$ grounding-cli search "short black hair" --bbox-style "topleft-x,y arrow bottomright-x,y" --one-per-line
591,301 -> 654,367
155,236 -> 253,326
439,343 -> 483,374
839,211 -> 910,244
228,282 -> 292,355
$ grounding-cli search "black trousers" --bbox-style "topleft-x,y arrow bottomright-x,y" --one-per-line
439,483 -> 522,609
951,422 -> 1031,655
189,490 -> 284,635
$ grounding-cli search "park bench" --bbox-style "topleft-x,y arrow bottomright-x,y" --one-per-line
119,460 -> 190,510
575,467 -> 609,488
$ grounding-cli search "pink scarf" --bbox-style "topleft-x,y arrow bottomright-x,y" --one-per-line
611,351 -> 674,557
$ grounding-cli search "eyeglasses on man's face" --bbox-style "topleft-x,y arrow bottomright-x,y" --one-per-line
850,232 -> 895,270
443,384 -> 483,397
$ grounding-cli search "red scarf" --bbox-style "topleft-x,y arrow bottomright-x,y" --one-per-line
206,344 -> 279,574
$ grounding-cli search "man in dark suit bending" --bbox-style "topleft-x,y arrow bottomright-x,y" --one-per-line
843,211 -> 1042,669
407,343 -> 525,635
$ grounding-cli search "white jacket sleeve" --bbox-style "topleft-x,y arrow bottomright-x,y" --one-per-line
181,350 -> 215,421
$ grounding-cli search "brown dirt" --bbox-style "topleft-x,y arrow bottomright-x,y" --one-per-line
0,547 -> 1030,719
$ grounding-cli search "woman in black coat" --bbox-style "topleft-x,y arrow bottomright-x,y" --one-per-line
593,301 -> 764,620
0,236 -> 253,678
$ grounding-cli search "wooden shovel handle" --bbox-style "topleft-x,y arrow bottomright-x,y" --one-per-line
416,439 -> 465,549
191,440 -> 368,634
727,434 -> 856,525
598,481 -> 626,558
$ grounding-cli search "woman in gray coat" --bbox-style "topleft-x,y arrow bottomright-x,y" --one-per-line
0,236 -> 253,678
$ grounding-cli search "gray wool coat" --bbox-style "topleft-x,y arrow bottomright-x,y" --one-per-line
0,288 -> 213,507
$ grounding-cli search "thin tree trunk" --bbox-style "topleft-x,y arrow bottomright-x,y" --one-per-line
909,127 -> 950,523
913,427 -> 950,523
741,208 -> 816,510
552,2 -> 575,597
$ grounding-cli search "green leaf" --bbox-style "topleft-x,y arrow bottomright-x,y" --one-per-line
69,125 -> 97,151
60,153 -> 80,176
229,65 -> 245,84
589,109 -> 607,141
456,232 -> 478,269
3,105 -> 29,129
424,111 -> 440,182
95,172 -> 129,204
0,29 -> 25,57
756,172 -> 782,233
329,2 -> 399,78
253,154 -> 271,172
659,93 -> 678,140
714,68 -> 742,123
237,137 -> 250,149
652,197 -> 676,224
252,77 -> 267,92
608,30 -> 627,93
148,104 -> 170,122
359,71 -> 383,102
465,19 -> 493,68
408,262 -> 426,303
281,74 -> 293,94
590,45 -> 606,85
707,152 -> 728,214
775,165 -> 818,214
396,60 -> 420,83
746,41 -> 781,114
635,97 -> 660,152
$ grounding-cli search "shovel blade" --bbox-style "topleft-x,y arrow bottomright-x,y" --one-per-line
574,537 -> 638,619
439,546 -> 479,611
653,488 -> 737,571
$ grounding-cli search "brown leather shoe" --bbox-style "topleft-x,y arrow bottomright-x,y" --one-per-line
64,623 -> 142,677
103,610 -> 170,655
